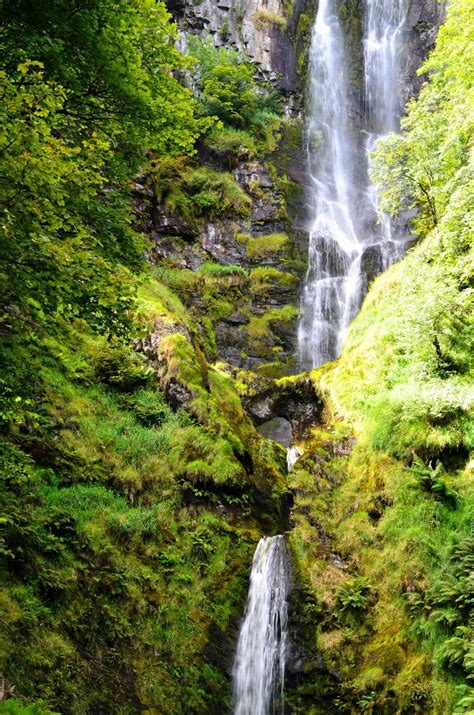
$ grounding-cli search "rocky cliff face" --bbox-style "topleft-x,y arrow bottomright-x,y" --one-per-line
169,0 -> 313,94
401,0 -> 446,105
134,146 -> 309,373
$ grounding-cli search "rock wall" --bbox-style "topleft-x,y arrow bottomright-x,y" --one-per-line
168,0 -> 314,95
134,152 -> 308,373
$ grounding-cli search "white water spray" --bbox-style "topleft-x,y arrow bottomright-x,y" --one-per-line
287,446 -> 302,472
232,536 -> 290,715
298,0 -> 408,369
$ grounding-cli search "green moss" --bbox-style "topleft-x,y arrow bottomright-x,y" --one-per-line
137,271 -> 192,331
148,159 -> 252,222
246,304 -> 298,340
0,702 -> 59,714
0,255 -> 291,712
236,232 -> 290,259
249,267 -> 297,295
253,10 -> 287,32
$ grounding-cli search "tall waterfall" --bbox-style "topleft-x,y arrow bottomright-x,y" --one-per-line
298,0 -> 408,369
232,536 -> 290,715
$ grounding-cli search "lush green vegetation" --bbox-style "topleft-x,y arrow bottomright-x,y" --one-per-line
187,36 -> 283,159
1,0 -> 472,711
0,2 -> 289,712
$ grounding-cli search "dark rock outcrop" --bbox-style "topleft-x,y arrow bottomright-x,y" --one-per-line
244,374 -> 323,438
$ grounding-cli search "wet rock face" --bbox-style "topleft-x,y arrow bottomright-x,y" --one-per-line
169,0 -> 311,94
244,376 -> 323,438
257,416 -> 293,447
401,0 -> 446,106
360,244 -> 384,285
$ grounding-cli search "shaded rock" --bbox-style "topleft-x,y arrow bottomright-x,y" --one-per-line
244,375 -> 323,437
226,310 -> 250,325
147,234 -> 206,270
200,223 -> 246,264
234,163 -> 274,191
361,244 -> 384,284
257,416 -> 293,448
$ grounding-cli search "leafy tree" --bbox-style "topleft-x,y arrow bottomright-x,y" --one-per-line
187,35 -> 282,135
1,0 -> 200,159
0,63 -> 135,338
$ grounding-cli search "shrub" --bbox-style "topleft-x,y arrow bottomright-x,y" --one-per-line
203,125 -> 256,162
237,232 -> 290,258
187,35 -> 282,135
253,10 -> 287,32
148,159 -> 251,220
188,167 -> 252,218
92,344 -> 152,392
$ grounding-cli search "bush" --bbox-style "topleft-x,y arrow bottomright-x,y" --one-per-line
148,159 -> 251,220
253,10 -> 287,31
188,167 -> 252,218
203,126 -> 256,163
93,344 -> 152,391
187,35 -> 282,137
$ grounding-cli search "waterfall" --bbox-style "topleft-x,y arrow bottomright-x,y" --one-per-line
287,446 -> 302,472
364,0 -> 407,134
364,0 -> 409,266
232,536 -> 290,715
298,0 -> 408,369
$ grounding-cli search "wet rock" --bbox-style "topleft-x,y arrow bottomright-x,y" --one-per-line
152,210 -> 196,240
147,234 -> 206,270
244,375 -> 323,437
361,244 -> 384,284
257,416 -> 293,447
401,0 -> 446,106
200,223 -> 246,264
226,310 -> 250,325
234,163 -> 274,191
214,323 -> 249,352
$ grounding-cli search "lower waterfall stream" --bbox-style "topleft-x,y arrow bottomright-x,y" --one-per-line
232,536 -> 290,715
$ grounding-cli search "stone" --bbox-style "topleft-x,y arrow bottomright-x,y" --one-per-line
200,223 -> 246,264
257,416 -> 293,447
244,375 -> 323,437
361,244 -> 384,284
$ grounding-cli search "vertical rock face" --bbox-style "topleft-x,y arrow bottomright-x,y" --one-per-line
400,0 -> 446,104
167,0 -> 312,95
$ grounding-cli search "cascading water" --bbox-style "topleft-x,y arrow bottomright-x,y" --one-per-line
232,536 -> 290,715
298,0 -> 408,369
364,0 -> 407,134
364,0 -> 409,264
